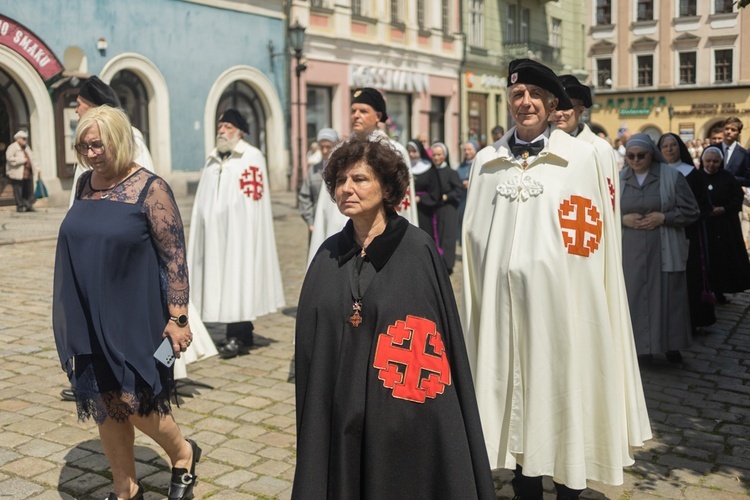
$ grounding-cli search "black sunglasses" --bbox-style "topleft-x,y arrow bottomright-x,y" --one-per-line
626,152 -> 648,160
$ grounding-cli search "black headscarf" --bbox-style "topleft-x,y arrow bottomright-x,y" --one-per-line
658,133 -> 694,166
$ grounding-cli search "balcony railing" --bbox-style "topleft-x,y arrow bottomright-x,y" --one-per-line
502,42 -> 560,66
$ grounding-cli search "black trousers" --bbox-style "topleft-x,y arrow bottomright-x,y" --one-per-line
226,321 -> 254,345
512,465 -> 583,499
12,178 -> 34,210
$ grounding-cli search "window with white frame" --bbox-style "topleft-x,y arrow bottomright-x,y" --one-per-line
550,18 -> 562,49
596,0 -> 612,24
520,8 -> 530,43
506,4 -> 516,43
637,0 -> 654,20
637,54 -> 653,86
713,0 -> 734,13
441,0 -> 450,34
597,58 -> 612,87
469,0 -> 484,47
391,0 -> 404,23
679,0 -> 697,16
679,52 -> 696,84
714,49 -> 733,83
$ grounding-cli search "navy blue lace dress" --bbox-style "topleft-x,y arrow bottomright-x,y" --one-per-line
53,168 -> 188,423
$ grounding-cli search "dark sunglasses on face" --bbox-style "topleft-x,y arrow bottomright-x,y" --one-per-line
626,152 -> 648,160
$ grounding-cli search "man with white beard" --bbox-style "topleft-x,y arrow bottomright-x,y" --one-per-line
187,109 -> 285,359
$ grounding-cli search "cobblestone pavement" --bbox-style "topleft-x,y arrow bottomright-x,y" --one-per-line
1,193 -> 749,499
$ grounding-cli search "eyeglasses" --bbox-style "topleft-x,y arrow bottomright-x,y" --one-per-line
74,142 -> 105,155
626,152 -> 648,161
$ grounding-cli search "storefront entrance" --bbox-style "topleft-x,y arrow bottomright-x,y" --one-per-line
0,67 -> 30,205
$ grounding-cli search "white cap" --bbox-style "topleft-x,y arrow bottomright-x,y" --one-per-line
14,130 -> 28,139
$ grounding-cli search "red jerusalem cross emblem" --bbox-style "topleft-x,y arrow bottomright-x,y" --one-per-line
373,315 -> 451,403
397,187 -> 412,213
558,195 -> 603,257
607,177 -> 615,211
239,166 -> 263,200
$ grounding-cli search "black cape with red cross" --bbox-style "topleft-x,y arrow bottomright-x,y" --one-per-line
293,213 -> 495,499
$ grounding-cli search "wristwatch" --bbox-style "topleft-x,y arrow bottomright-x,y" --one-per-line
169,314 -> 189,327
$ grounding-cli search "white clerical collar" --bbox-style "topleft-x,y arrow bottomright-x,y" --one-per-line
411,159 -> 432,175
668,161 -> 694,177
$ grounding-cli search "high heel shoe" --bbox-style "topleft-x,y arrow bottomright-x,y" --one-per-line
168,438 -> 202,500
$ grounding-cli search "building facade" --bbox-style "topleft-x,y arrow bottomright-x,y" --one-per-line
0,0 -> 288,205
461,0 -> 588,147
586,0 -> 750,144
289,0 -> 463,174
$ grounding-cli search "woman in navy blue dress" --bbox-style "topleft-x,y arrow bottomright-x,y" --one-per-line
53,106 -> 199,500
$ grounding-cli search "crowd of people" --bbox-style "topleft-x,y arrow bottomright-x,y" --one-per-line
33,57 -> 750,499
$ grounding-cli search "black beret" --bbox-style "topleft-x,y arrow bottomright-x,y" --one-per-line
352,87 -> 388,123
218,108 -> 249,134
558,74 -> 593,108
507,59 -> 573,110
78,76 -> 120,107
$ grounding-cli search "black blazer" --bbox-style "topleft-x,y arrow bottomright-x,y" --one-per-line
723,143 -> 750,187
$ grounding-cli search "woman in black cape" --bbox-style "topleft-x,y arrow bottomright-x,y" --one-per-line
431,141 -> 463,274
294,136 -> 494,499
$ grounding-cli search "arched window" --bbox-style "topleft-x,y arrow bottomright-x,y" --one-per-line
111,70 -> 150,148
217,81 -> 267,156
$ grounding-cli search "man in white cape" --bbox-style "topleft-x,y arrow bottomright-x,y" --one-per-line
554,74 -> 622,243
462,59 -> 651,499
350,87 -> 418,226
188,109 -> 285,359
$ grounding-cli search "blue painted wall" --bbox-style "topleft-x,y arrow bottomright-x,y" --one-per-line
3,0 -> 286,171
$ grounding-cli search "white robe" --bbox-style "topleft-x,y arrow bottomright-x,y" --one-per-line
462,127 -> 651,489
69,126 -> 153,207
307,188 -> 349,268
188,139 -> 285,322
577,124 -> 623,243
173,302 -> 219,379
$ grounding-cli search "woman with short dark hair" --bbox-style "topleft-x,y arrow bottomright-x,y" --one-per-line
295,136 -> 494,499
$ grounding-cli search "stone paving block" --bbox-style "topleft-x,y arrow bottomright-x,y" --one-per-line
235,395 -> 273,409
5,417 -> 60,436
0,449 -> 21,467
35,491 -> 76,500
189,429 -> 230,447
237,409 -> 274,424
0,430 -> 33,448
223,438 -> 264,454
208,446 -> 262,467
191,416 -> 241,435
212,404 -> 252,420
241,475 -> 292,496
684,486 -> 750,499
251,458 -> 292,476
33,463 -> 86,487
254,431 -> 296,448
15,438 -> 67,458
44,425 -> 99,447
702,473 -> 750,495
2,457 -> 58,480
72,451 -> 111,472
192,460 -> 233,480
0,477 -> 45,498
258,446 -> 294,462
215,469 -> 259,488
0,399 -> 33,412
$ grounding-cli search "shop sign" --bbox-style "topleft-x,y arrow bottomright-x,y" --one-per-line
466,71 -> 506,90
0,15 -> 63,81
620,108 -> 652,116
350,65 -> 430,93
673,102 -> 748,116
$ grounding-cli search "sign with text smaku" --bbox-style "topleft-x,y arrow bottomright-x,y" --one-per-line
0,16 -> 63,82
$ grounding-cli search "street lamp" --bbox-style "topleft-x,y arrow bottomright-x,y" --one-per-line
289,20 -> 307,193
668,104 -> 674,133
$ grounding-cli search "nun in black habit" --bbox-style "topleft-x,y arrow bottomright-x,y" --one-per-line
293,136 -> 495,500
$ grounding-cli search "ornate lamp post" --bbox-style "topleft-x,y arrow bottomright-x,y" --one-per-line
289,20 -> 307,193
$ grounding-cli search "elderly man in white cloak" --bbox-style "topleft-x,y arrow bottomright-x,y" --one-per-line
554,74 -> 622,243
188,109 -> 285,359
462,58 -> 651,499
350,87 -> 418,226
